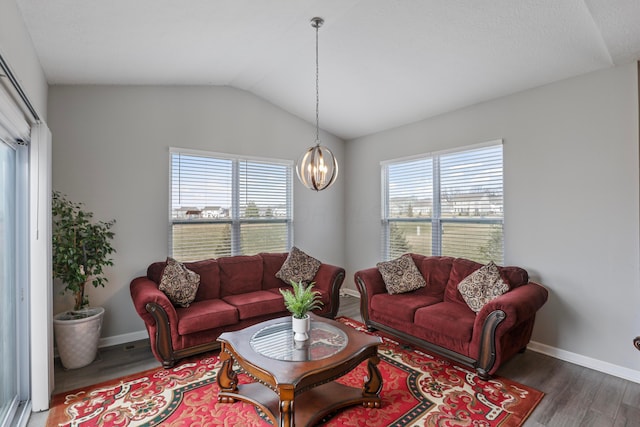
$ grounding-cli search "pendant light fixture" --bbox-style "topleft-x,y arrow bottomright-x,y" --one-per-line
296,17 -> 338,191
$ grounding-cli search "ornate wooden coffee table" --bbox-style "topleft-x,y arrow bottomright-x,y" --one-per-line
216,314 -> 383,427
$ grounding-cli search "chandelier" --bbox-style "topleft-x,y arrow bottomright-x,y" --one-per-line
296,17 -> 338,191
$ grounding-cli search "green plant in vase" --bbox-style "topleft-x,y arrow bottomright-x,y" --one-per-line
280,280 -> 323,318
52,191 -> 116,369
52,191 -> 116,315
280,281 -> 323,341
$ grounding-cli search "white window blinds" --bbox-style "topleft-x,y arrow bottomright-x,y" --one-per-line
382,141 -> 504,263
170,149 -> 292,261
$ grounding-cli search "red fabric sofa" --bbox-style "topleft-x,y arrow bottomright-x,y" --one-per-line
130,253 -> 345,367
355,254 -> 548,379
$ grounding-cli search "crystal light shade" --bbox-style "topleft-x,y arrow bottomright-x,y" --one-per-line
296,142 -> 338,191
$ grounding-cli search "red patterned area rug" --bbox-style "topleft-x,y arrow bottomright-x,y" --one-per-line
46,318 -> 543,427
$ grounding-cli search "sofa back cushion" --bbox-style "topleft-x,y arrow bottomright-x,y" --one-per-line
444,258 -> 485,305
148,259 -> 221,301
260,252 -> 288,289
218,255 -> 264,297
417,256 -> 455,297
499,266 -> 529,287
147,261 -> 166,284
184,259 -> 220,301
444,258 -> 530,306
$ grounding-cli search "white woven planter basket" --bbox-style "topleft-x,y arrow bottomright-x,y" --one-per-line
53,307 -> 105,369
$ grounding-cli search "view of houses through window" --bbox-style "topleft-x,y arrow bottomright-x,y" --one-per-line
170,149 -> 293,261
382,142 -> 504,263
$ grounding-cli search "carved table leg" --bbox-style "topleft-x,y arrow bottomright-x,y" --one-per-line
278,387 -> 294,427
216,346 -> 238,403
362,354 -> 382,408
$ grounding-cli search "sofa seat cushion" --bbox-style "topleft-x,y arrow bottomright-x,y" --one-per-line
176,299 -> 238,335
414,302 -> 475,343
370,293 -> 441,323
223,290 -> 286,320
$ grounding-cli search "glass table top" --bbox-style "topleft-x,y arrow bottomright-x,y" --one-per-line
250,320 -> 348,362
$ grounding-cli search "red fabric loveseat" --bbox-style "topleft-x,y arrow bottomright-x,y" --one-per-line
355,254 -> 548,379
131,252 -> 345,367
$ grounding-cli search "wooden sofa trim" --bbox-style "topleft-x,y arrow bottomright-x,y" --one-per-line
327,270 -> 346,318
146,302 -> 221,368
475,309 -> 506,379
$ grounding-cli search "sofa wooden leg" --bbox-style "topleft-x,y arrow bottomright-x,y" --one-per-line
476,368 -> 490,381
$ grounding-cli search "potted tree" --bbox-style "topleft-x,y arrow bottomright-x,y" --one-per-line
280,281 -> 323,341
52,191 -> 116,369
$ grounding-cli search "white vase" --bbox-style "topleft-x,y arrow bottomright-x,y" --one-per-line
293,339 -> 310,361
53,307 -> 105,369
291,314 -> 310,341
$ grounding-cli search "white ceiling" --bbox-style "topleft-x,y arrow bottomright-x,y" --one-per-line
15,0 -> 640,140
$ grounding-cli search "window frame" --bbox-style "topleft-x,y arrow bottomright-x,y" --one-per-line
169,147 -> 293,259
381,140 -> 504,263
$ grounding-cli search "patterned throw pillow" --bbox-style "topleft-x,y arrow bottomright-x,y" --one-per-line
276,247 -> 322,284
159,257 -> 200,307
457,261 -> 509,312
376,254 -> 426,295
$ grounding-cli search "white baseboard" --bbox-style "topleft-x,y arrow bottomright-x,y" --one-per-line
340,288 -> 360,298
527,340 -> 640,384
98,330 -> 149,349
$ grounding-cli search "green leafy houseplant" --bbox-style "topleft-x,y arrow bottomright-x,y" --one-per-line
52,191 -> 116,313
279,280 -> 323,319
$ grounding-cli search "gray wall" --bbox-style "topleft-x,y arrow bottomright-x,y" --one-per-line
0,0 -> 48,118
345,62 -> 640,377
48,85 -> 345,341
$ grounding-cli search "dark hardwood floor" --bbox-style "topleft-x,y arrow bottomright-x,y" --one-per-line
32,294 -> 640,427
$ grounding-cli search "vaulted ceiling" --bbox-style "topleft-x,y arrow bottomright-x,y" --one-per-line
15,0 -> 640,140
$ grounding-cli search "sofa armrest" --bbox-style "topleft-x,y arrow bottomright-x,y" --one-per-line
474,281 -> 548,332
313,263 -> 345,293
354,267 -> 388,325
354,267 -> 387,296
130,277 -> 178,322
312,263 -> 346,318
130,276 -> 180,343
469,281 -> 548,378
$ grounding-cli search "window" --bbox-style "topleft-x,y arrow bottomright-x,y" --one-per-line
382,141 -> 503,263
0,123 -> 30,427
170,149 -> 293,261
